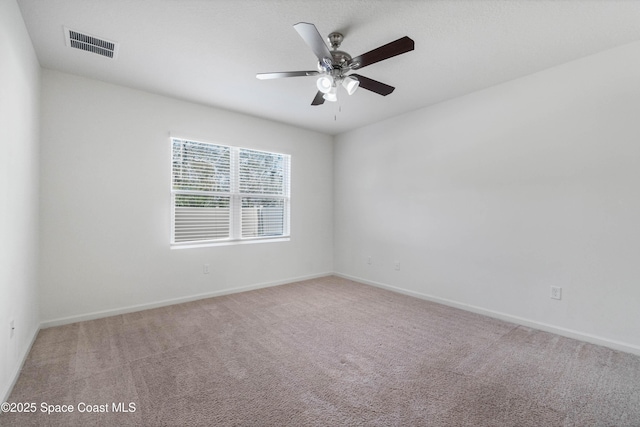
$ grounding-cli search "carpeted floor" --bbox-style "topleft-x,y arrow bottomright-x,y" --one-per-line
2,276 -> 640,426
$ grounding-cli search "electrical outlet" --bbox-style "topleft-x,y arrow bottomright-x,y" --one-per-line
550,286 -> 562,300
394,261 -> 401,271
10,320 -> 15,338
203,264 -> 210,274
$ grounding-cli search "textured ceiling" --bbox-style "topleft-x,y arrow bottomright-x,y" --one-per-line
17,0 -> 640,135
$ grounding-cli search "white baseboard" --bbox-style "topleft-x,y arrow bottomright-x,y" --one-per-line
334,272 -> 640,357
38,270 -> 640,357
40,272 -> 333,329
2,324 -> 40,403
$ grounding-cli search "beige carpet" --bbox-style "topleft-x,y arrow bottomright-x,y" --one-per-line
2,276 -> 640,426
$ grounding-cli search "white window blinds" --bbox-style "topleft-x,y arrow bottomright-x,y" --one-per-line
171,138 -> 290,246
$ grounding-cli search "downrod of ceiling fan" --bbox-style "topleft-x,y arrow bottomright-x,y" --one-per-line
327,32 -> 343,50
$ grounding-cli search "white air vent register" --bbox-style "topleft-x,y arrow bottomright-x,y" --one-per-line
64,27 -> 119,59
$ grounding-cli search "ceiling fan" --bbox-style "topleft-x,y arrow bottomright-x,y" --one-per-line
256,22 -> 415,105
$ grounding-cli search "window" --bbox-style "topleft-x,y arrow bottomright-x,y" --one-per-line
171,138 -> 290,246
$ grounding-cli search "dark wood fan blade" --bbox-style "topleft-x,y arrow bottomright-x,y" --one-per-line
347,36 -> 414,70
256,71 -> 319,80
351,74 -> 395,96
294,22 -> 333,68
311,91 -> 325,106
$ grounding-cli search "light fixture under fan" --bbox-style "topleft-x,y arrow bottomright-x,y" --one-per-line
256,22 -> 415,105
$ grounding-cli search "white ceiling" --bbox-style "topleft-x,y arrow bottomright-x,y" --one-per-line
17,0 -> 640,135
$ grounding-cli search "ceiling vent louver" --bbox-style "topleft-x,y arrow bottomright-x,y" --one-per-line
64,27 -> 119,59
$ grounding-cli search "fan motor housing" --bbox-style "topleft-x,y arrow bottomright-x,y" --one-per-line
331,50 -> 351,66
327,32 -> 351,67
316,50 -> 352,73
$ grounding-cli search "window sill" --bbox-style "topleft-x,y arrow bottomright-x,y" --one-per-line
170,237 -> 290,250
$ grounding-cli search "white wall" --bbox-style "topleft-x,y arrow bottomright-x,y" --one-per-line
0,0 -> 41,401
334,40 -> 640,354
39,70 -> 333,324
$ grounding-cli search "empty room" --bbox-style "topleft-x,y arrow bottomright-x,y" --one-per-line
2,0 -> 640,425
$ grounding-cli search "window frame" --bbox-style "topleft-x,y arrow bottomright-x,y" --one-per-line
170,137 -> 291,248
